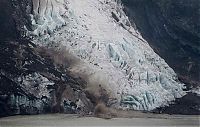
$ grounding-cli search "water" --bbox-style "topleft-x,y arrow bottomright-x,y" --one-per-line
0,114 -> 199,127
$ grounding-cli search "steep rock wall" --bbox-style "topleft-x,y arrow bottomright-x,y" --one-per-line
122,0 -> 200,88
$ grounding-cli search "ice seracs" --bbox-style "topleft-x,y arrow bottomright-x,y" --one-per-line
30,0 -> 67,36
28,0 -> 186,110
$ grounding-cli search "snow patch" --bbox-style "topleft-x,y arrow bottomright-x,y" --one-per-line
191,87 -> 200,96
18,72 -> 54,99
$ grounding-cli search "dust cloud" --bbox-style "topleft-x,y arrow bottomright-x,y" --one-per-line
36,44 -> 118,117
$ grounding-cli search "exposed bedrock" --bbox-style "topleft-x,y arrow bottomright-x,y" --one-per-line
0,0 -> 199,116
122,0 -> 200,114
122,0 -> 200,88
0,40 -> 94,117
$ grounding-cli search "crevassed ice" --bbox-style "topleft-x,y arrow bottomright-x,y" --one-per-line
28,0 -> 186,110
29,0 -> 67,36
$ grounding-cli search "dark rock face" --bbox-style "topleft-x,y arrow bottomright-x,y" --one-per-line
153,93 -> 200,115
122,0 -> 200,114
0,0 -> 199,116
0,0 -> 32,40
0,0 -> 18,40
0,0 -> 94,117
0,40 -> 93,117
122,0 -> 200,89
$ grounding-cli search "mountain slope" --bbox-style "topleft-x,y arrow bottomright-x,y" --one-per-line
0,40 -> 95,116
0,0 -> 190,115
27,0 -> 186,111
122,0 -> 200,89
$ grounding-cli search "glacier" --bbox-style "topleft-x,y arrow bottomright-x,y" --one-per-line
27,0 -> 186,111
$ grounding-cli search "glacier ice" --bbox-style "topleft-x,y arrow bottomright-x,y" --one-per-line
29,0 -> 67,36
26,0 -> 186,111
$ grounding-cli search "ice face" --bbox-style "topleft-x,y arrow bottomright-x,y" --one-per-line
27,0 -> 186,111
30,0 -> 67,36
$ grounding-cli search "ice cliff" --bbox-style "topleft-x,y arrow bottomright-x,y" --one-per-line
22,0 -> 187,111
